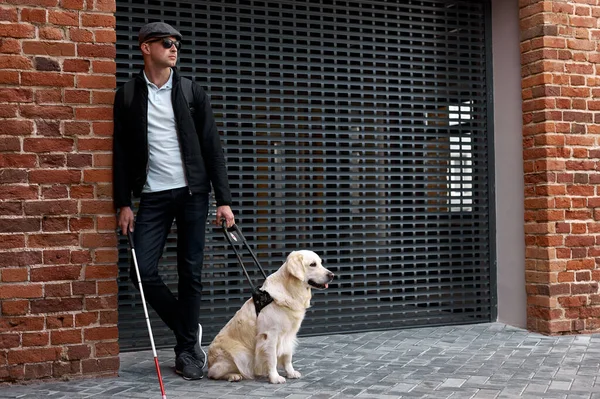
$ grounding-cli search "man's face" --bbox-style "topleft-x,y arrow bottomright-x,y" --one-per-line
142,36 -> 180,68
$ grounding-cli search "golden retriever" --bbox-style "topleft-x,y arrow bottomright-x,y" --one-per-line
207,250 -> 334,384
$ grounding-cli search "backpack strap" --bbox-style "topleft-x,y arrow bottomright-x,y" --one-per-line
123,78 -> 136,110
180,77 -> 195,115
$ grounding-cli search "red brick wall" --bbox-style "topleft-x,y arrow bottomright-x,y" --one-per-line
521,0 -> 600,334
0,0 -> 118,382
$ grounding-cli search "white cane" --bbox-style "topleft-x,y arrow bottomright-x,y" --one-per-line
127,231 -> 167,399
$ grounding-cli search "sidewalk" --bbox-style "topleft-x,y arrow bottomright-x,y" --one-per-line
2,322 -> 600,398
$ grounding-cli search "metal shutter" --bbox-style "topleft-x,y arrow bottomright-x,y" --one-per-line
116,0 -> 495,352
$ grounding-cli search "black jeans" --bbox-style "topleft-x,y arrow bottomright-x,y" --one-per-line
131,187 -> 208,355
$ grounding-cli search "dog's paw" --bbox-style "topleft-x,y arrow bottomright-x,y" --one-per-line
287,370 -> 301,379
269,374 -> 286,384
227,374 -> 243,382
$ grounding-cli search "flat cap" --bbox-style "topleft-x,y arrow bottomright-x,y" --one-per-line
138,22 -> 182,43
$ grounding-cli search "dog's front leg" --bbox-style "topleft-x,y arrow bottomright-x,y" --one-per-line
256,332 -> 285,384
281,353 -> 301,379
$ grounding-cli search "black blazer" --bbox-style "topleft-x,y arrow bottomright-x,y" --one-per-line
112,68 -> 232,209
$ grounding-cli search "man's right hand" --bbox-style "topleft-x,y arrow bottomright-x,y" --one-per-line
118,206 -> 134,234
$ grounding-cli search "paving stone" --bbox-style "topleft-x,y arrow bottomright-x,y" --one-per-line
3,323 -> 600,398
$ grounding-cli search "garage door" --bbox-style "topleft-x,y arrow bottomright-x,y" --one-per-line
116,0 -> 494,351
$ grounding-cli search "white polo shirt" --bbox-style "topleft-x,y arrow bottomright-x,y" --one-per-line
142,69 -> 187,193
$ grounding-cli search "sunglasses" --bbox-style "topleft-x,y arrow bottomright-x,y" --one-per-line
147,38 -> 181,50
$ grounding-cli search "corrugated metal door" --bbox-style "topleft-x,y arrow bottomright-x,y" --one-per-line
116,0 -> 495,352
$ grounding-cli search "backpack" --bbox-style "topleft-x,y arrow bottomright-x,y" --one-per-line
123,76 -> 195,115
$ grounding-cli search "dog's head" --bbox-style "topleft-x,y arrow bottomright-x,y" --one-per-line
285,250 -> 334,289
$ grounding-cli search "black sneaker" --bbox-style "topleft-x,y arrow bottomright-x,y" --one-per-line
175,351 -> 203,380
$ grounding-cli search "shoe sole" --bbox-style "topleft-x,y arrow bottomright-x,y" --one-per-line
175,369 -> 204,380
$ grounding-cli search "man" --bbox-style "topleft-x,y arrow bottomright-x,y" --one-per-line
113,22 -> 235,380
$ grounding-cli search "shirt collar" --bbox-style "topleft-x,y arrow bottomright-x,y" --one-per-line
143,68 -> 173,90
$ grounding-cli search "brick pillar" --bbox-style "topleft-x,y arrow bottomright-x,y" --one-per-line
521,0 -> 600,334
0,1 -> 118,382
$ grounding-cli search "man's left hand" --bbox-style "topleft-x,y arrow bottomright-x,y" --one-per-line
216,205 -> 235,228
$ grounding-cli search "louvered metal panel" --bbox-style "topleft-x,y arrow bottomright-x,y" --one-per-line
116,0 -> 495,352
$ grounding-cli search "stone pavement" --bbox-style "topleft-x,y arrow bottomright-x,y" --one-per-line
2,322 -> 600,398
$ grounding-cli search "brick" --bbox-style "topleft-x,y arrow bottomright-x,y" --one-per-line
8,348 -> 61,365
0,217 -> 39,232
0,119 -> 34,135
22,332 -> 49,347
20,105 -> 73,119
68,27 -> 93,42
92,90 -> 114,104
95,342 -> 118,357
0,334 -> 20,349
81,356 -> 119,374
36,120 -> 60,136
72,281 -> 95,295
24,363 -> 52,380
28,233 -> 79,248
0,88 -> 33,103
31,265 -> 81,282
76,43 -> 115,58
97,280 -> 117,295
65,89 -> 91,103
75,106 -> 113,120
0,71 -> 19,84
0,316 -> 44,333
46,314 -> 74,329
52,360 -> 81,377
40,154 -> 67,168
77,75 -> 115,89
30,298 -> 83,314
22,41 -> 75,56
69,217 -> 94,231
45,282 -> 71,297
35,88 -> 62,103
61,0 -> 85,9
80,13 -> 115,28
98,310 -> 116,325
0,23 -> 35,38
0,185 -> 38,200
39,26 -> 63,40
66,345 -> 91,360
0,251 -> 42,267
84,265 -> 117,279
75,311 -> 97,327
91,60 -> 116,75
21,72 -> 74,87
83,169 -> 111,184
2,300 -> 28,315
0,154 -> 36,167
24,138 -> 74,153
33,57 -> 59,71
67,154 -> 92,168
48,10 -> 78,26
78,138 -> 112,151
0,284 -> 42,299
1,267 -> 28,282
28,170 -> 81,184
0,234 -> 25,249
0,38 -> 20,54
64,121 -> 90,136
41,249 -> 69,266
0,7 -> 18,21
0,54 -> 32,69
51,329 -> 82,345
85,295 -> 116,311
64,59 -> 90,73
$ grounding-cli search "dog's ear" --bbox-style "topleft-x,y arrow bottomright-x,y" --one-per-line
285,251 -> 305,281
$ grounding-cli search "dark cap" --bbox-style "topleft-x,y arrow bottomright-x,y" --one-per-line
138,22 -> 182,43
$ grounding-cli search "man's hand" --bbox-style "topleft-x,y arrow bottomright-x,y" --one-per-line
118,206 -> 134,234
216,205 -> 235,228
